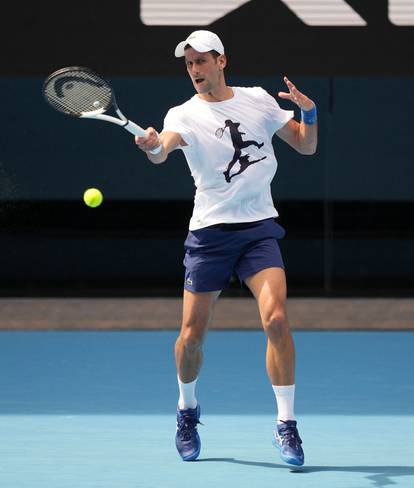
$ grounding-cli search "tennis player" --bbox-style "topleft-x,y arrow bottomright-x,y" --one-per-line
135,30 -> 317,466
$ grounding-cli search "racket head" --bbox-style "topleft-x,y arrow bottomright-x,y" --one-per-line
42,66 -> 115,117
215,127 -> 224,138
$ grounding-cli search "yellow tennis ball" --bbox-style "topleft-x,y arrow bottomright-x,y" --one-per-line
83,188 -> 103,208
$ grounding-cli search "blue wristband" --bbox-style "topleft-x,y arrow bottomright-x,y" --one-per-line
301,105 -> 317,125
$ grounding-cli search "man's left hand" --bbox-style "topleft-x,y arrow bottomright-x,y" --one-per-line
278,76 -> 315,111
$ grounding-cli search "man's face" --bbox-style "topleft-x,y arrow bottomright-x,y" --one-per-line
184,48 -> 225,94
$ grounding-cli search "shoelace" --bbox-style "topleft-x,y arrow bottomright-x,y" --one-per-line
278,422 -> 302,448
177,416 -> 201,441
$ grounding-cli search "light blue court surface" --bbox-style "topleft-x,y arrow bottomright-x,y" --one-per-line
1,331 -> 413,488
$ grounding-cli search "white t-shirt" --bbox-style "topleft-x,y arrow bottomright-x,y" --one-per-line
162,86 -> 293,230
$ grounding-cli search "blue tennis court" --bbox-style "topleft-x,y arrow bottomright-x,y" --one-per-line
1,330 -> 413,487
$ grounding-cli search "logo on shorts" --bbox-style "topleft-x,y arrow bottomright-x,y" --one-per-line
186,277 -> 193,286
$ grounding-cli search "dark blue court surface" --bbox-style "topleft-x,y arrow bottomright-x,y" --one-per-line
1,331 -> 413,487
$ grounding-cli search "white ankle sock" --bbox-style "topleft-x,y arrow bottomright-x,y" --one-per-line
272,384 -> 296,423
178,376 -> 198,409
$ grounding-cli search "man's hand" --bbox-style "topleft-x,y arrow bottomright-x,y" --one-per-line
278,76 -> 315,111
135,127 -> 161,153
276,76 -> 318,155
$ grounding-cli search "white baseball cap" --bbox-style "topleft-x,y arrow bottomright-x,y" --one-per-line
174,30 -> 225,58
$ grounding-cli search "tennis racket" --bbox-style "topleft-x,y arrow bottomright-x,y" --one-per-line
215,126 -> 225,138
43,66 -> 161,154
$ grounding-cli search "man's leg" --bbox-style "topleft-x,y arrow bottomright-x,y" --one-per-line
245,267 -> 304,466
174,288 -> 220,461
175,289 -> 220,382
245,267 -> 294,386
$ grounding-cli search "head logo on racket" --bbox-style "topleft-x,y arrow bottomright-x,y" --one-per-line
53,75 -> 105,99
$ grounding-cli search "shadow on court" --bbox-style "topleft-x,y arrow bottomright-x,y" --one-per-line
199,459 -> 414,487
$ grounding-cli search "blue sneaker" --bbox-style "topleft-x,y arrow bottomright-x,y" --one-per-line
272,420 -> 304,466
175,405 -> 201,461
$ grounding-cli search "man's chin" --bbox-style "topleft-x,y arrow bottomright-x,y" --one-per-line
193,82 -> 209,94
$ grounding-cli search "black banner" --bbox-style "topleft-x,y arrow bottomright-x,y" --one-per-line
2,0 -> 414,76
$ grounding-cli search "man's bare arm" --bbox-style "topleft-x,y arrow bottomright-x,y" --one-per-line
276,118 -> 317,155
135,129 -> 187,164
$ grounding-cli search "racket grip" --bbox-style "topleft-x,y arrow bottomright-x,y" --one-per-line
123,120 -> 147,137
148,145 -> 162,155
124,120 -> 162,154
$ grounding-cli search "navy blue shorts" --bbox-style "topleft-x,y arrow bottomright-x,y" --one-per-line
183,218 -> 286,292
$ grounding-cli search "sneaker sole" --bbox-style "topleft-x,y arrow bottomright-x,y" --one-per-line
272,437 -> 304,466
181,445 -> 201,461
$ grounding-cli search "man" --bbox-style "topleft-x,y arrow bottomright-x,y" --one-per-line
135,30 -> 317,466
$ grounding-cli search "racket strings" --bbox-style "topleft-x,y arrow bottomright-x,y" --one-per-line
43,68 -> 113,116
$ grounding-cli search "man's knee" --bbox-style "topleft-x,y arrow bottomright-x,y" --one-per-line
262,308 -> 290,340
179,321 -> 208,352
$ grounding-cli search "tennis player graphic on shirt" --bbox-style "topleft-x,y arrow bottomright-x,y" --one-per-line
135,30 -> 318,467
220,119 -> 267,183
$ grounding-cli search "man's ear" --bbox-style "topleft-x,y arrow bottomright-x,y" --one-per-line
218,54 -> 227,70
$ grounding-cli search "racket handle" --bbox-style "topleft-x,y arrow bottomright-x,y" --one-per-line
123,120 -> 147,137
124,120 -> 162,155
148,145 -> 162,155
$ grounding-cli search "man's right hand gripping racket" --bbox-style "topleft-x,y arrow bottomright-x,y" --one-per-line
43,66 -> 161,154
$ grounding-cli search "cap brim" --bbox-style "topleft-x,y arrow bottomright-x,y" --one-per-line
174,41 -> 187,58
174,40 -> 216,58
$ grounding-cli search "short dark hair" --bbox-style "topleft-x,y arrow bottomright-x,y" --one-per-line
184,44 -> 221,59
